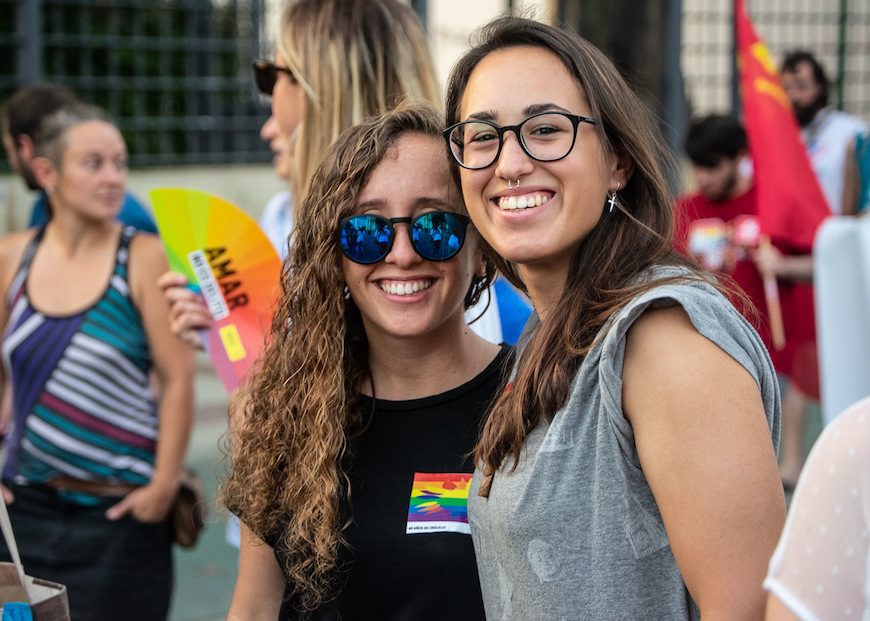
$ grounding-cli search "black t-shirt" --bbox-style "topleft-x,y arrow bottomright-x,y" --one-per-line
276,346 -> 510,620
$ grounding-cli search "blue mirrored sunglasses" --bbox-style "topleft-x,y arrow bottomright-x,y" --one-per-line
339,211 -> 470,264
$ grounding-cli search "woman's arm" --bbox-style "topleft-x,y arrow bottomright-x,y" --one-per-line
227,523 -> 286,620
107,234 -> 196,522
623,305 -> 786,620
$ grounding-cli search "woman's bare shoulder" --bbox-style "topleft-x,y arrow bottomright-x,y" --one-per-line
0,229 -> 38,273
0,228 -> 39,304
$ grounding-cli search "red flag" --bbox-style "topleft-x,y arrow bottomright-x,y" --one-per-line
735,0 -> 830,251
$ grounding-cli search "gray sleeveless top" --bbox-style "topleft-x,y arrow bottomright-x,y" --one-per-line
468,271 -> 780,620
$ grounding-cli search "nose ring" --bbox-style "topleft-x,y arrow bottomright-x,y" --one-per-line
507,178 -> 520,190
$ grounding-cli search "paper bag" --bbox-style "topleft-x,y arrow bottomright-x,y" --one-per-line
0,563 -> 69,621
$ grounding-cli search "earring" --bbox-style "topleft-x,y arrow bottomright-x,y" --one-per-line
607,182 -> 621,213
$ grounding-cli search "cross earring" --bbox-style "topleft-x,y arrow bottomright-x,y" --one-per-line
607,182 -> 621,213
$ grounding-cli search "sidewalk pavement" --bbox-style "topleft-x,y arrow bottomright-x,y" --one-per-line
170,358 -> 237,621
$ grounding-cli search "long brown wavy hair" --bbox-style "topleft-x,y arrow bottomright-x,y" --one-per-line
221,104 -> 493,611
444,17 -> 713,482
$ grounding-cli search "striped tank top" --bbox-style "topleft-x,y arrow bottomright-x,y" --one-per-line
1,225 -> 158,491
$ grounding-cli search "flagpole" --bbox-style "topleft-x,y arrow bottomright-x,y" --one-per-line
759,235 -> 786,350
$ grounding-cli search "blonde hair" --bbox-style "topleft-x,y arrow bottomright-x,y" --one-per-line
278,0 -> 442,201
222,103 -> 492,612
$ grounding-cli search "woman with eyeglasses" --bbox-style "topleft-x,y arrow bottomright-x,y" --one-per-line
222,104 -> 503,620
443,17 -> 786,620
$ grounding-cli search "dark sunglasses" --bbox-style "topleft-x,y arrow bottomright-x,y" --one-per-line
339,211 -> 471,264
252,59 -> 295,96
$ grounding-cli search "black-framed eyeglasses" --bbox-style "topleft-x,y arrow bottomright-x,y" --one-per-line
339,211 -> 470,264
443,111 -> 598,170
252,59 -> 295,96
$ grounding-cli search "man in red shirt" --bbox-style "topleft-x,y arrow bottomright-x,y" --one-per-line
675,114 -> 771,348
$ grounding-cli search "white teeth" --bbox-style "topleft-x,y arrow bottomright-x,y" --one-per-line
498,193 -> 550,210
380,280 -> 432,296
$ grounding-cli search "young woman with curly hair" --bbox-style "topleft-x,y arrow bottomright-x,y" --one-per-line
222,104 -> 505,619
443,17 -> 787,619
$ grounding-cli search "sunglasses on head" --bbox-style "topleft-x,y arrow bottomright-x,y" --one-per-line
339,211 -> 471,264
252,59 -> 295,96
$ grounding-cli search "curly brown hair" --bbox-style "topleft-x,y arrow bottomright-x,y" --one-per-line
221,103 -> 493,611
444,17 -> 716,484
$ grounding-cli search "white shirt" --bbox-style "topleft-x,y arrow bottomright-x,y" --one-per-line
764,397 -> 870,620
802,108 -> 866,215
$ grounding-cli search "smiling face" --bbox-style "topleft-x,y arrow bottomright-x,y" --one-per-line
37,120 -> 127,221
456,45 -> 623,283
342,132 -> 480,344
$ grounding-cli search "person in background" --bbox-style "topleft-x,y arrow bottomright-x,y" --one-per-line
765,50 -> 865,488
780,50 -> 866,216
444,16 -> 785,619
764,396 -> 869,620
0,103 -> 194,621
224,104 -> 501,620
675,114 -> 771,348
160,0 -> 529,350
1,83 -> 157,233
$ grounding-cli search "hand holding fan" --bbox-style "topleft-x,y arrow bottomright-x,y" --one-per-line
150,188 -> 282,392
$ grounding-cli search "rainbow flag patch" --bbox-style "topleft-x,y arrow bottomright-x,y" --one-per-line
406,472 -> 472,535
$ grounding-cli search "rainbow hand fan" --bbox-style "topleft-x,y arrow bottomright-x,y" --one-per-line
150,188 -> 282,392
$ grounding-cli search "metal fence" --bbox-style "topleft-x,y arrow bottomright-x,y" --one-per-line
0,0 -> 271,168
682,0 -> 870,119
